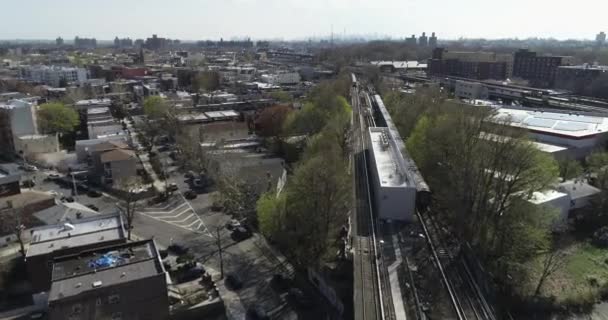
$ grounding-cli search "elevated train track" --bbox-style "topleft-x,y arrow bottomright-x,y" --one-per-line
353,72 -> 503,320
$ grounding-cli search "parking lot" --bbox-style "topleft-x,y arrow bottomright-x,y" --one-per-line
10,140 -> 333,319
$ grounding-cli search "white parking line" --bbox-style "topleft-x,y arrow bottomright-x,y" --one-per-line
177,191 -> 212,237
185,219 -> 201,228
136,191 -> 212,236
163,213 -> 195,224
152,207 -> 192,219
142,202 -> 188,215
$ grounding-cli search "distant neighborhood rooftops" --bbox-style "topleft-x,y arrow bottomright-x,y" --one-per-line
558,180 -> 601,200
75,98 -> 112,108
558,64 -> 608,71
100,149 -> 136,163
49,240 -> 164,301
370,60 -> 428,69
90,140 -> 129,152
27,213 -> 125,258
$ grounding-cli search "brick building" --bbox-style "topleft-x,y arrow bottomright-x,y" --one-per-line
48,240 -> 168,320
512,49 -> 573,88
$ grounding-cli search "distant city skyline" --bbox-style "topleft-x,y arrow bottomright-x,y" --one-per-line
1,0 -> 606,41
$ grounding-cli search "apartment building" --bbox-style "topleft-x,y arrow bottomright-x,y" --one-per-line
48,240 -> 169,320
512,49 -> 573,88
21,65 -> 89,87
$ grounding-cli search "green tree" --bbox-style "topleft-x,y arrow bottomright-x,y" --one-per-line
282,149 -> 351,267
256,192 -> 286,240
588,151 -> 608,190
558,159 -> 583,182
269,91 -> 293,103
37,102 -> 79,134
405,100 -> 559,258
143,96 -> 169,119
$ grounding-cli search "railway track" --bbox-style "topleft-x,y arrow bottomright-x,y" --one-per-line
417,209 -> 497,320
352,83 -> 384,320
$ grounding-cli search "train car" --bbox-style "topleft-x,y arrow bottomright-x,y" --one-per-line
371,94 -> 432,211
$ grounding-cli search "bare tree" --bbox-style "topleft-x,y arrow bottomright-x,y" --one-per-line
0,201 -> 28,258
534,242 -> 567,297
117,177 -> 142,241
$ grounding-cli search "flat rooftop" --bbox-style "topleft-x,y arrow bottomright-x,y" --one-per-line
49,240 -> 164,302
369,128 -> 407,188
496,108 -> 608,138
27,213 -> 125,257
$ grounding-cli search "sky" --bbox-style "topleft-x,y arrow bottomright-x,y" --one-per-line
0,0 -> 606,41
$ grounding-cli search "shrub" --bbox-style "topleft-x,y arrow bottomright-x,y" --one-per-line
593,226 -> 608,248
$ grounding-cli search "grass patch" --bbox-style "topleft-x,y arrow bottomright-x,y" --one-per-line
533,242 -> 608,305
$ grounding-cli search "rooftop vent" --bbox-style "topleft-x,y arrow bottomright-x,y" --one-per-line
75,282 -> 82,288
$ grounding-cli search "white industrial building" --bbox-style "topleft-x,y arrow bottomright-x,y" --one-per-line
455,80 -> 488,100
367,127 -> 417,221
260,72 -> 301,86
530,180 -> 601,228
495,108 -> 608,160
20,65 -> 89,87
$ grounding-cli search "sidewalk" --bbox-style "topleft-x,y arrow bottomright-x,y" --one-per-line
125,119 -> 166,194
206,267 -> 246,320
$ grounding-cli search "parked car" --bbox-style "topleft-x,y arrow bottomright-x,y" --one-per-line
270,274 -> 290,292
185,171 -> 196,179
48,173 -> 61,179
177,265 -> 205,283
246,305 -> 269,320
22,179 -> 35,188
231,226 -> 252,242
22,164 -> 38,172
192,178 -> 206,189
87,190 -> 102,198
158,144 -> 171,152
184,190 -> 197,200
287,288 -> 312,307
168,244 -> 189,255
167,183 -> 178,192
225,219 -> 242,231
86,204 -> 99,212
225,273 -> 243,290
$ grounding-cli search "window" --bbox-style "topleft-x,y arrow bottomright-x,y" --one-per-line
72,304 -> 83,314
111,312 -> 122,320
108,294 -> 120,304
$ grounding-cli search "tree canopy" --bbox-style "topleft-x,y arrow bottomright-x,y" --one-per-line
143,96 -> 169,119
391,90 -> 560,291
37,102 -> 79,134
256,76 -> 352,268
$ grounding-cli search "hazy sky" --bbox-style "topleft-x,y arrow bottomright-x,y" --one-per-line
1,0 -> 605,40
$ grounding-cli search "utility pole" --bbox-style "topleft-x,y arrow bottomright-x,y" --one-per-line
216,227 -> 224,279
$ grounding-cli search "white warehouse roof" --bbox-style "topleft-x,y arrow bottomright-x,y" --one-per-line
496,108 -> 608,138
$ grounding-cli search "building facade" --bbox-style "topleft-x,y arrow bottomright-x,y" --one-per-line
428,48 -> 508,80
21,66 -> 89,87
512,49 -> 573,88
0,100 -> 39,155
555,64 -> 608,99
